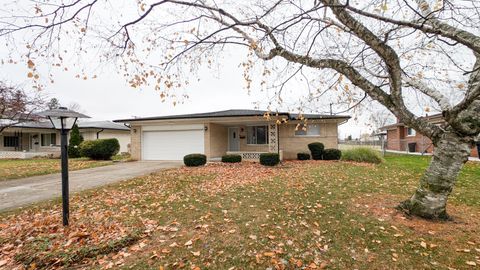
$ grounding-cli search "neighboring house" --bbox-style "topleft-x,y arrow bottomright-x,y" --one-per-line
380,113 -> 479,158
114,109 -> 350,161
0,121 -> 130,159
76,121 -> 131,153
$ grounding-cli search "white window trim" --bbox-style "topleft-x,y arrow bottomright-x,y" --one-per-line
294,124 -> 322,137
406,127 -> 416,137
246,125 -> 269,145
40,133 -> 57,147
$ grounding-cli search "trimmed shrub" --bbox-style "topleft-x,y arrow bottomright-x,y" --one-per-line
184,153 -> 207,167
259,153 -> 280,166
68,124 -> 83,158
323,148 -> 342,160
79,138 -> 120,160
221,154 -> 242,163
308,142 -> 325,160
341,148 -> 384,164
297,152 -> 310,160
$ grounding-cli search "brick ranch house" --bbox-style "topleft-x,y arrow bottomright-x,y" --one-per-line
380,113 -> 479,158
114,109 -> 350,161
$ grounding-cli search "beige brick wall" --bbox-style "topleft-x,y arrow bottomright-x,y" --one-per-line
279,122 -> 338,160
204,124 -> 210,158
206,123 -> 228,159
130,126 -> 142,160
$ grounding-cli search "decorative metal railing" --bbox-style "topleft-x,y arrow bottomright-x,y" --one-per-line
226,151 -> 268,161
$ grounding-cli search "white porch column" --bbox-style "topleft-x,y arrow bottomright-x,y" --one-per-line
268,123 -> 278,153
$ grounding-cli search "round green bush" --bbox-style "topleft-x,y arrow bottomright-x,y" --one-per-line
221,154 -> 242,163
184,153 -> 207,167
259,153 -> 280,166
308,142 -> 325,160
297,152 -> 310,160
323,148 -> 342,160
79,138 -> 120,160
341,148 -> 384,164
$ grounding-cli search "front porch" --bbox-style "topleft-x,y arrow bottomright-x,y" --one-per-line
0,129 -> 60,159
205,122 -> 281,161
225,150 -> 285,161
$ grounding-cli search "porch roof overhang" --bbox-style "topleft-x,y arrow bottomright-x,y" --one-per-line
380,123 -> 403,131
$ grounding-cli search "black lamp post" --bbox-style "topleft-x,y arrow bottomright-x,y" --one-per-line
38,107 -> 90,226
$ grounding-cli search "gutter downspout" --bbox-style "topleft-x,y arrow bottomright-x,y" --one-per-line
96,129 -> 104,139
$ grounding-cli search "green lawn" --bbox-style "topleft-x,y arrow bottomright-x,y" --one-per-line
0,154 -> 479,269
0,158 -> 114,180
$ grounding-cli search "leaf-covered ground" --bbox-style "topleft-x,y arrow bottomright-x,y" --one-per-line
0,158 -> 114,181
0,154 -> 479,269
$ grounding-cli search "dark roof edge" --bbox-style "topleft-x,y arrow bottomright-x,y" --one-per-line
8,124 -> 129,131
78,126 -> 130,131
113,113 -> 287,122
114,113 -> 351,122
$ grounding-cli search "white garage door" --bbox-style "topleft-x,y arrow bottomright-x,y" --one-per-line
142,129 -> 204,160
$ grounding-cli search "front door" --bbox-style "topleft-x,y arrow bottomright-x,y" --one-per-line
30,134 -> 40,152
228,127 -> 240,151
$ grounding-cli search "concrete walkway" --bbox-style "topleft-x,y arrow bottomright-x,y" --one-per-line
0,161 -> 182,211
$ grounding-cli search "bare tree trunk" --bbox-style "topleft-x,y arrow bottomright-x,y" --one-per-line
398,131 -> 472,219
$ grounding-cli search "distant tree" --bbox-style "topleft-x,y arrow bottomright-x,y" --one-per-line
360,133 -> 373,142
0,82 -> 44,134
369,109 -> 395,133
47,99 -> 85,114
68,124 -> 83,158
67,102 -> 82,112
46,98 -> 60,110
347,135 -> 352,141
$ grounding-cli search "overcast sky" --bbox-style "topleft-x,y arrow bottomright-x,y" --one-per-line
0,0 -> 377,139
0,51 -> 374,139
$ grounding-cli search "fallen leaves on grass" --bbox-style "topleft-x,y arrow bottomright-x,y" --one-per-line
0,161 -> 321,269
350,193 -> 480,237
1,158 -> 478,270
178,162 -> 285,194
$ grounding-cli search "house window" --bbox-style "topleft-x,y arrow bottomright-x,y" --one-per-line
407,127 -> 416,136
247,126 -> 268,145
41,133 -> 57,146
3,136 -> 19,147
295,124 -> 321,136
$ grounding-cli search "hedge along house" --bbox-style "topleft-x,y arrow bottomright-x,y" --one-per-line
0,121 -> 130,159
75,121 -> 131,153
114,109 -> 350,161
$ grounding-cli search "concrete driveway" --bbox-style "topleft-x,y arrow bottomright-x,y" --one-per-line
0,161 -> 182,211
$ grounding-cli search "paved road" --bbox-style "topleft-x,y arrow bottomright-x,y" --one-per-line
0,161 -> 182,211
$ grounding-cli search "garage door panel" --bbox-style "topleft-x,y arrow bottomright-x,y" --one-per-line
142,129 -> 204,160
